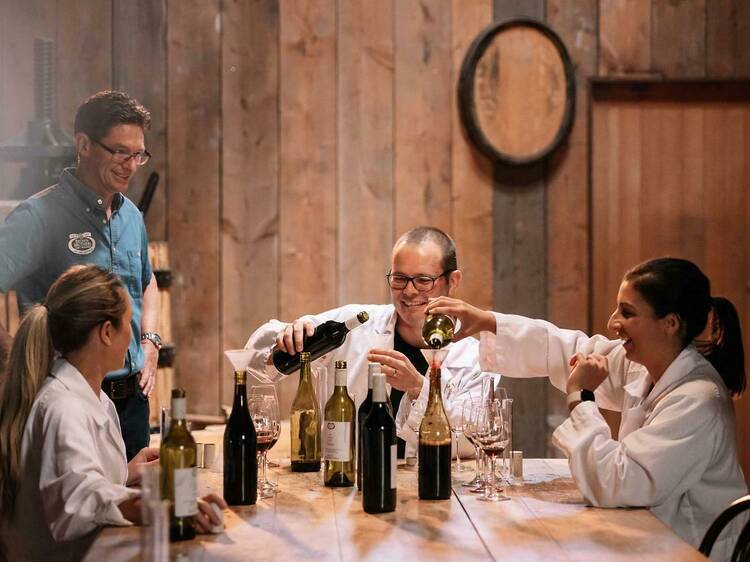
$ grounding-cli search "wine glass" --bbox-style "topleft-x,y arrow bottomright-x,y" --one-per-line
461,398 -> 486,489
451,396 -> 471,472
475,399 -> 510,502
248,388 -> 281,498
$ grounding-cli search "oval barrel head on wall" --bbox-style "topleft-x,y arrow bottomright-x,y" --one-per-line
458,17 -> 576,166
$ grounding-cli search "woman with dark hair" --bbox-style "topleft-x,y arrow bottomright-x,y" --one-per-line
0,265 -> 224,562
426,257 -> 746,561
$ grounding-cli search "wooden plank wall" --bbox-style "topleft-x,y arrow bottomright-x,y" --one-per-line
1,1 -> 750,465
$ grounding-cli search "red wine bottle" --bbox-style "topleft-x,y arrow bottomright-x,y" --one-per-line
223,370 -> 257,505
418,366 -> 452,500
272,311 -> 369,375
357,363 -> 377,490
362,372 -> 397,513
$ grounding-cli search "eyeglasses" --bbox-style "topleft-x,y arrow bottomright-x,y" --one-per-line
93,139 -> 151,166
386,271 -> 453,292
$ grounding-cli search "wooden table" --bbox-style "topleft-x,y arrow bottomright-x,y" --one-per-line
85,457 -> 707,561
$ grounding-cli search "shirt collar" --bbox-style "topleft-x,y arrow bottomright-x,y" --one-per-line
60,167 -> 124,213
643,345 -> 720,409
48,358 -> 111,426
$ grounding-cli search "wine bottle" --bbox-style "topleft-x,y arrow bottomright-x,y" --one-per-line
357,363 -> 376,490
272,311 -> 370,374
362,372 -> 397,513
422,313 -> 455,349
324,360 -> 355,487
418,366 -> 452,500
290,352 -> 321,472
223,369 -> 257,505
160,388 -> 197,541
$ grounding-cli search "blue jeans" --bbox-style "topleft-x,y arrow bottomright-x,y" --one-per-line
111,386 -> 150,461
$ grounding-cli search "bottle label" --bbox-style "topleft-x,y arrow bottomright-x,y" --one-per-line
173,467 -> 198,517
390,444 -> 397,489
324,421 -> 352,461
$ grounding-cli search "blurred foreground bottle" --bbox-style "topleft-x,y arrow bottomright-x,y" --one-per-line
160,388 -> 197,541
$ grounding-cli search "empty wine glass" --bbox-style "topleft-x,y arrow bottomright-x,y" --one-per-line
451,396 -> 471,472
461,398 -> 485,489
249,387 -> 281,498
475,399 -> 510,502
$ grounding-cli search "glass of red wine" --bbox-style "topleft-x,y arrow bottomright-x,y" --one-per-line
248,390 -> 281,499
474,399 -> 510,502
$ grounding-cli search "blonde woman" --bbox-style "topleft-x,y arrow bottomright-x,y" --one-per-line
0,265 -> 223,561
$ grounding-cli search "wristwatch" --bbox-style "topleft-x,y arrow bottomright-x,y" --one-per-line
566,388 -> 595,408
141,331 -> 163,351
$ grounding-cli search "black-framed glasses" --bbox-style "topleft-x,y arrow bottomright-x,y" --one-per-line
386,270 -> 454,292
93,139 -> 151,166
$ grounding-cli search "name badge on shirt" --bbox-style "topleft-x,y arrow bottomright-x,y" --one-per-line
68,232 -> 96,255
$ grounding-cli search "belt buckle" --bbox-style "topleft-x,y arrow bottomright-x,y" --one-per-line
110,378 -> 130,400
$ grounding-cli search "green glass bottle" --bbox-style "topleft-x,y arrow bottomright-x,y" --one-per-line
324,360 -> 356,487
290,352 -> 322,472
160,388 -> 197,541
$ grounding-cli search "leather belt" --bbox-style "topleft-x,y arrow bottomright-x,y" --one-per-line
102,373 -> 140,400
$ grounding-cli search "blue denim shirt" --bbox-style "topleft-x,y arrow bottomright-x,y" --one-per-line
0,168 -> 153,379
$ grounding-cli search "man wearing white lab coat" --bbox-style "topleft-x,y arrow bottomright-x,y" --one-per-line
244,227 -> 488,457
478,312 -> 746,561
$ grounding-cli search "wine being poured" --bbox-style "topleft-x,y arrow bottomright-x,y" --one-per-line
422,313 -> 455,349
272,311 -> 370,375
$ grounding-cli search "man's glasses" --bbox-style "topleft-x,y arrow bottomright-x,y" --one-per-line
386,271 -> 453,292
93,139 -> 151,166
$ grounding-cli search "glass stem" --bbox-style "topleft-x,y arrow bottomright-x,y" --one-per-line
454,431 -> 462,471
261,451 -> 268,486
474,445 -> 481,478
486,455 -> 496,498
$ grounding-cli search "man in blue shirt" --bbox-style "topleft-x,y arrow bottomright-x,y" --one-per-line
0,91 -> 161,460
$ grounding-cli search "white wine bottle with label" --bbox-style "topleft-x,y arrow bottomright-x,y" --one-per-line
160,388 -> 197,541
324,360 -> 356,487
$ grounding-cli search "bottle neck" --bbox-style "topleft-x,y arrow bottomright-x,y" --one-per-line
334,367 -> 347,388
372,373 -> 387,403
233,371 -> 247,409
427,366 -> 443,404
299,359 -> 313,388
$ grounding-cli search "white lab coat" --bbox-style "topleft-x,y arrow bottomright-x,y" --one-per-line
0,359 -> 138,562
480,312 -> 747,561
244,303 -> 488,456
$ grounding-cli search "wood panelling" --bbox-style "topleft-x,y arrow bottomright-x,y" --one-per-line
113,0 -> 168,241
707,0 -> 750,78
651,0 -> 706,78
450,0 -> 493,309
394,0 -> 453,235
278,0 -> 337,323
0,0 -> 56,200
337,0 -> 394,306
167,0 -> 222,414
221,0 -> 280,406
56,0 -> 112,134
2,1 -> 749,485
598,0 -> 651,76
492,0 -> 547,458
